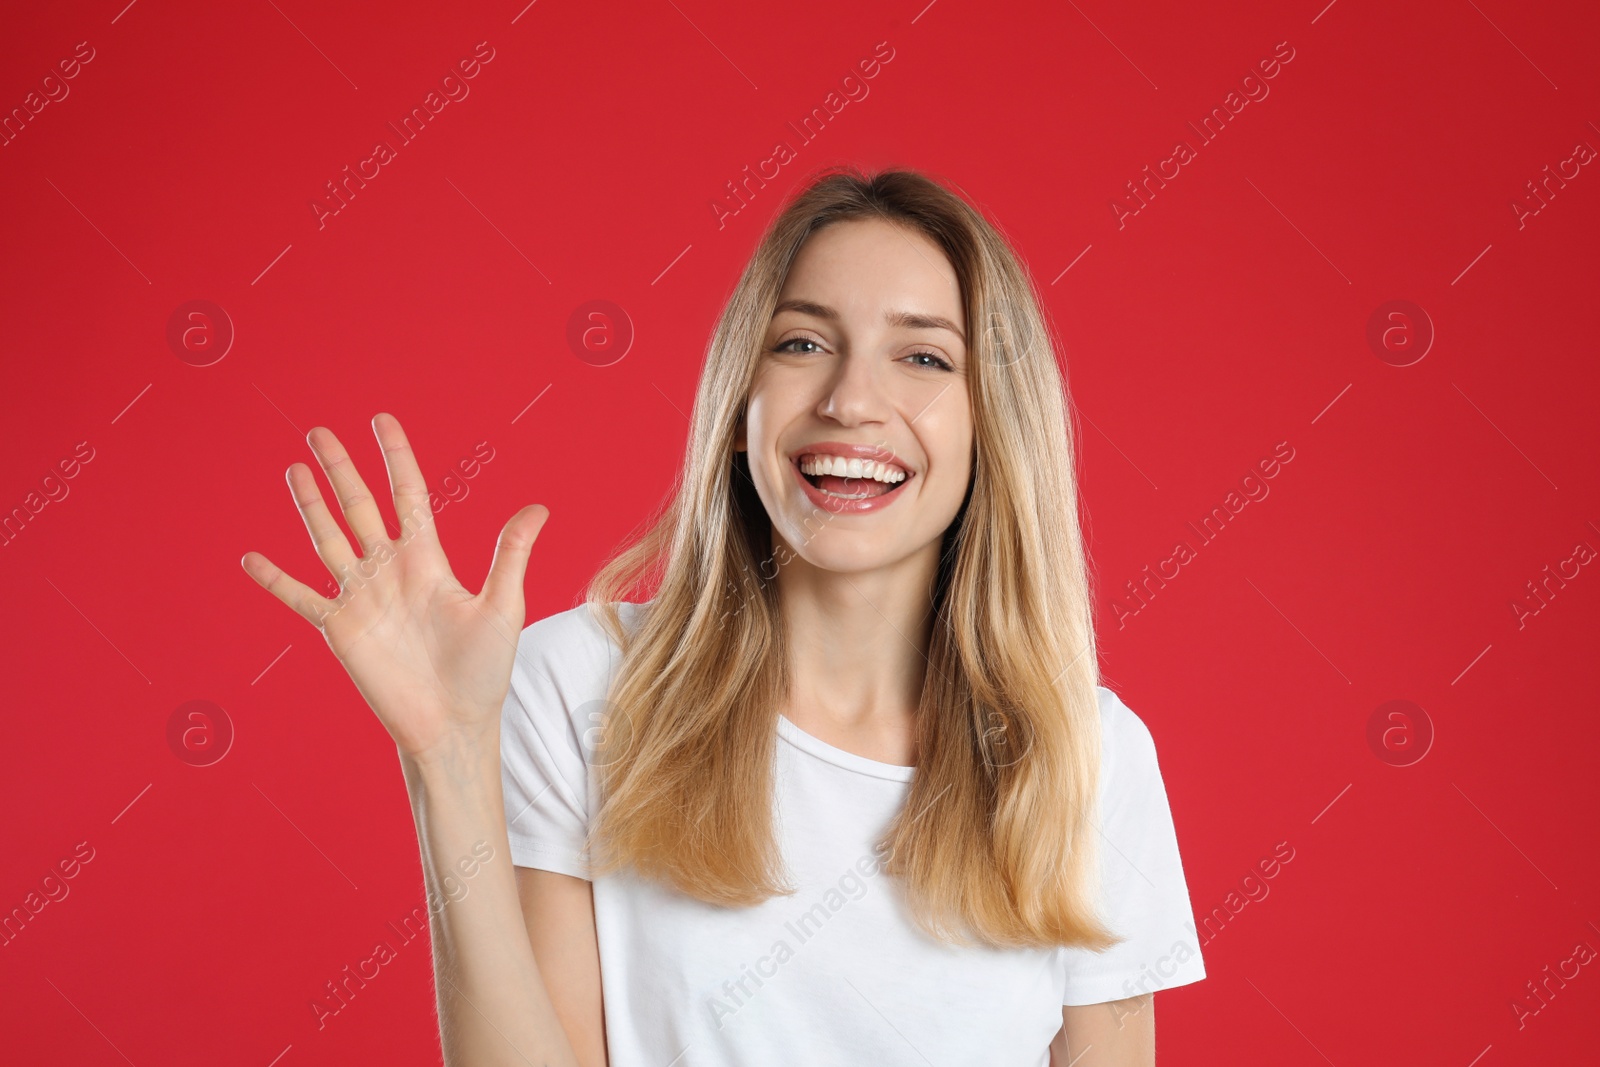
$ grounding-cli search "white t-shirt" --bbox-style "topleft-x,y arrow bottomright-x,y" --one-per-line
500,602 -> 1206,1066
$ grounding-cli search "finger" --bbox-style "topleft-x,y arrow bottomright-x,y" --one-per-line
287,462 -> 358,578
371,413 -> 441,553
481,505 -> 549,619
241,550 -> 340,628
306,426 -> 392,556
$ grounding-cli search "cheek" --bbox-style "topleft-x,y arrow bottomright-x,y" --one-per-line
740,394 -> 789,498
914,402 -> 974,501
745,369 -> 816,464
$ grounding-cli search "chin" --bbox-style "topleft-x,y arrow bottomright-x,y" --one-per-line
771,524 -> 932,577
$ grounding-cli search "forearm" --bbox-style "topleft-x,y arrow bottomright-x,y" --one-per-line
401,728 -> 583,1067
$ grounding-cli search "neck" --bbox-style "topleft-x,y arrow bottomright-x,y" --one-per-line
772,538 -> 941,764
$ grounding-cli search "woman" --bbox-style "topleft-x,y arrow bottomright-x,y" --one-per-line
243,167 -> 1205,1066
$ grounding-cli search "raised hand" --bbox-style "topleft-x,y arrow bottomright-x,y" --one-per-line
241,413 -> 548,761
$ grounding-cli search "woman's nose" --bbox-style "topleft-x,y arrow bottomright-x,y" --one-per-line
817,351 -> 892,425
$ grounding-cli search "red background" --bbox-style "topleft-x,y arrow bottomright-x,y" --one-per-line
2,0 -> 1597,1063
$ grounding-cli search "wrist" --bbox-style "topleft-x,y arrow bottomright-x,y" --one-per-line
399,723 -> 503,791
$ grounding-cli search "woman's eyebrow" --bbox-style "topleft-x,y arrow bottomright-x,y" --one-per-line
772,299 -> 966,344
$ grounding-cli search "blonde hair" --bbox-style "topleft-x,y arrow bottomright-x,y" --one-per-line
583,166 -> 1117,951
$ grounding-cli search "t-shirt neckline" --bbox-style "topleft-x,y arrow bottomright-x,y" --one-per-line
776,713 -> 917,782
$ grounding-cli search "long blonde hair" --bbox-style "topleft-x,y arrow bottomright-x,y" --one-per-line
583,166 -> 1117,951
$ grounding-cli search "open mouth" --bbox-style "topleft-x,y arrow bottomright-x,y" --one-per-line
795,454 -> 912,501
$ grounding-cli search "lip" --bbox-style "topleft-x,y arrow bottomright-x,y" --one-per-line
788,440 -> 913,473
788,440 -> 915,515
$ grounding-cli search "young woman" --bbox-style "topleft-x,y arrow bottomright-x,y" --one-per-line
243,167 -> 1205,1066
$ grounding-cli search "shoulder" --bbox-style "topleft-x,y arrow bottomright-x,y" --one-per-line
1094,685 -> 1157,750
520,599 -> 637,650
1093,684 -> 1164,803
515,600 -> 647,675
505,601 -> 648,737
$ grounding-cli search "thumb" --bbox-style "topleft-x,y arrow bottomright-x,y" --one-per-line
482,505 -> 549,619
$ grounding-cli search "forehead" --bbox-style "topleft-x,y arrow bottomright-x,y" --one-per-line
776,218 -> 964,334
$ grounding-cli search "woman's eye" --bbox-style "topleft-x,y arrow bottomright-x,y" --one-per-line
904,350 -> 953,371
774,338 -> 824,354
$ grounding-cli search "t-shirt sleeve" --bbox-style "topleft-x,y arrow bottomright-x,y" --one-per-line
1060,687 -> 1207,1005
499,604 -> 627,880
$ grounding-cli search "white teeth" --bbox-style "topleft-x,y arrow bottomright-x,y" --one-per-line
797,454 -> 908,484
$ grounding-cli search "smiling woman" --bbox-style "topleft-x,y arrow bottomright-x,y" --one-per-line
520,168 -> 1206,1065
243,165 -> 1205,1067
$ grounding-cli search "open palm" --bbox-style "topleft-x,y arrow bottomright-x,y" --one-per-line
241,413 -> 548,760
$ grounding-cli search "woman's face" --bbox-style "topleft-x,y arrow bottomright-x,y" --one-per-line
737,217 -> 974,577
